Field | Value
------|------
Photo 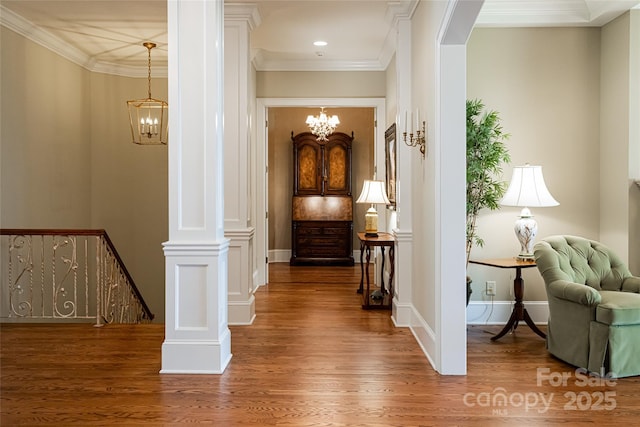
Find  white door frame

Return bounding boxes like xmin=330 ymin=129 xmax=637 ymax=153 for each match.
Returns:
xmin=255 ymin=97 xmax=386 ymax=287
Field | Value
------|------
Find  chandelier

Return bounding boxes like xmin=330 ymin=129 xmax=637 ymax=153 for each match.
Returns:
xmin=127 ymin=42 xmax=168 ymax=145
xmin=305 ymin=107 xmax=340 ymax=142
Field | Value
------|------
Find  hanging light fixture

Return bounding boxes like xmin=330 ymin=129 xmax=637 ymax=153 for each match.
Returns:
xmin=127 ymin=42 xmax=168 ymax=145
xmin=305 ymin=107 xmax=339 ymax=142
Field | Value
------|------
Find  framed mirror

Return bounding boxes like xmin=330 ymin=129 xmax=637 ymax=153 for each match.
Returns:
xmin=385 ymin=123 xmax=397 ymax=208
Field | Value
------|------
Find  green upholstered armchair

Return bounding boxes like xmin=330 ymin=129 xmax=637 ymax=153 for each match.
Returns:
xmin=534 ymin=235 xmax=640 ymax=378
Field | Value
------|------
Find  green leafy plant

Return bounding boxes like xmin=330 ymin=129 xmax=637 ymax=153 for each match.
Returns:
xmin=466 ymin=99 xmax=511 ymax=266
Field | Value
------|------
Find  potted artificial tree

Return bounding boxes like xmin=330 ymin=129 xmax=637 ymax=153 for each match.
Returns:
xmin=466 ymin=99 xmax=511 ymax=305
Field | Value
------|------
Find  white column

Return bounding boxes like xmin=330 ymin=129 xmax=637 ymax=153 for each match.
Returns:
xmin=162 ymin=0 xmax=231 ymax=374
xmin=224 ymin=5 xmax=260 ymax=325
xmin=392 ymin=17 xmax=414 ymax=326
xmin=435 ymin=0 xmax=485 ymax=375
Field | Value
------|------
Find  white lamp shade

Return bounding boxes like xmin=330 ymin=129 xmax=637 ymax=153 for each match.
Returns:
xmin=500 ymin=165 xmax=559 ymax=208
xmin=356 ymin=180 xmax=390 ymax=205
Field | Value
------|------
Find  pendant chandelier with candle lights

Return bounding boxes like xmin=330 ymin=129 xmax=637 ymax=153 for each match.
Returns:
xmin=127 ymin=42 xmax=168 ymax=145
xmin=306 ymin=107 xmax=340 ymax=142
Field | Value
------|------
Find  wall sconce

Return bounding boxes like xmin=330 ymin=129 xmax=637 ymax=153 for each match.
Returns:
xmin=402 ymin=110 xmax=426 ymax=158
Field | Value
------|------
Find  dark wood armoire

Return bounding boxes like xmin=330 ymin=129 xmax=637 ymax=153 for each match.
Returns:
xmin=290 ymin=131 xmax=355 ymax=266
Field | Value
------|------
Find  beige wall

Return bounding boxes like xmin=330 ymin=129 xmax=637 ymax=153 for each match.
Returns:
xmin=467 ymin=27 xmax=602 ymax=302
xmin=1 ymin=27 xmax=92 ymax=227
xmin=89 ymin=72 xmax=168 ymax=323
xmin=600 ymin=10 xmax=640 ymax=276
xmin=385 ymin=53 xmax=398 ymax=127
xmin=630 ymin=10 xmax=640 ymax=275
xmin=1 ymin=28 xmax=168 ymax=321
xmin=600 ymin=13 xmax=631 ymax=262
xmin=410 ymin=0 xmax=447 ymax=327
xmin=267 ymin=107 xmax=375 ymax=253
xmin=257 ymin=71 xmax=386 ymax=98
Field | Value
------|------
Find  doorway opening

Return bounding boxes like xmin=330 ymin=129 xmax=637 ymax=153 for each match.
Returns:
xmin=255 ymin=98 xmax=386 ymax=287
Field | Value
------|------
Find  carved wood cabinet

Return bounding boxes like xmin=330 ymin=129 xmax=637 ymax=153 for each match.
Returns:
xmin=290 ymin=131 xmax=354 ymax=266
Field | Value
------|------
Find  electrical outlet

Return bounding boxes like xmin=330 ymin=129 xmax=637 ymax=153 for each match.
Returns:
xmin=486 ymin=281 xmax=496 ymax=296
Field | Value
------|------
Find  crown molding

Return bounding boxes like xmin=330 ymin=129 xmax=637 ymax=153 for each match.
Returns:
xmin=4 ymin=0 xmax=400 ymax=74
xmin=475 ymin=0 xmax=639 ymax=27
xmin=252 ymin=0 xmax=413 ymax=72
xmin=385 ymin=0 xmax=419 ymax=25
xmin=1 ymin=5 xmax=93 ymax=70
xmin=225 ymin=3 xmax=262 ymax=30
xmin=1 ymin=3 xmax=260 ymax=78
xmin=476 ymin=0 xmax=588 ymax=27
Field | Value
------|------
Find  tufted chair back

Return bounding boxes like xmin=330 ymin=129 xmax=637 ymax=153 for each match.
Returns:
xmin=534 ymin=235 xmax=633 ymax=291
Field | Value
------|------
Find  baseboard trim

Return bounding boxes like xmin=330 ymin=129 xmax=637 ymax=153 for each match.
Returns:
xmin=268 ymin=249 xmax=365 ymax=264
xmin=228 ymin=296 xmax=256 ymax=326
xmin=392 ymin=299 xmax=412 ymax=327
xmin=409 ymin=305 xmax=437 ymax=371
xmin=466 ymin=300 xmax=549 ymax=325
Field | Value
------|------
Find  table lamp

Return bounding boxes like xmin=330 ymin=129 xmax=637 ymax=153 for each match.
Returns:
xmin=356 ymin=180 xmax=390 ymax=237
xmin=500 ymin=164 xmax=559 ymax=260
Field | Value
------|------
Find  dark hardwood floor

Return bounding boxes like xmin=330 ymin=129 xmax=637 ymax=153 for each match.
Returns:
xmin=2 ymin=263 xmax=639 ymax=426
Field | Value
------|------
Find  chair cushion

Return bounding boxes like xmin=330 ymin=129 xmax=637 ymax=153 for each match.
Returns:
xmin=596 ymin=291 xmax=640 ymax=326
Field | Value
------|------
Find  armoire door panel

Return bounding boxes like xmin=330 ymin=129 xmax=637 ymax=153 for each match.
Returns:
xmin=324 ymin=139 xmax=351 ymax=196
xmin=293 ymin=135 xmax=322 ymax=195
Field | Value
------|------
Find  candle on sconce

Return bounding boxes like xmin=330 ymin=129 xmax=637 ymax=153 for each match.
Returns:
xmin=416 ymin=109 xmax=420 ymax=130
xmin=404 ymin=111 xmax=407 ymax=133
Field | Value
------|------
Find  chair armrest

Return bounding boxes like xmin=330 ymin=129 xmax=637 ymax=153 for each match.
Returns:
xmin=547 ymin=280 xmax=601 ymax=306
xmin=622 ymin=276 xmax=640 ymax=293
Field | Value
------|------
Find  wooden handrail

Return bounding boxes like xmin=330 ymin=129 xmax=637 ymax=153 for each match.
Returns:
xmin=0 ymin=228 xmax=154 ymax=321
xmin=0 ymin=229 xmax=107 ymax=236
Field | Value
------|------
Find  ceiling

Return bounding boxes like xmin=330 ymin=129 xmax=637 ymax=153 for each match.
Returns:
xmin=1 ymin=0 xmax=639 ymax=77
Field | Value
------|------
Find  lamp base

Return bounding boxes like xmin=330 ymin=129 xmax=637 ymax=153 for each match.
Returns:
xmin=514 ymin=209 xmax=538 ymax=260
xmin=364 ymin=206 xmax=379 ymax=238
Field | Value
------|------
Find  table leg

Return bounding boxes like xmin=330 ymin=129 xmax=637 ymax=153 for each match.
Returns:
xmin=364 ymin=246 xmax=372 ymax=308
xmin=491 ymin=266 xmax=546 ymax=341
xmin=380 ymin=246 xmax=386 ymax=294
xmin=357 ymin=241 xmax=365 ymax=294
xmin=388 ymin=245 xmax=395 ymax=300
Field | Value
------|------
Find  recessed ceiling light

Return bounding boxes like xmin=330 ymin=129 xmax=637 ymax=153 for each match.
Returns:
xmin=313 ymin=41 xmax=328 ymax=47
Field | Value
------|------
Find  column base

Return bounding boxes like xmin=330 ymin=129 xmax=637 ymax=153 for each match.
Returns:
xmin=160 ymin=328 xmax=231 ymax=374
xmin=228 ymin=295 xmax=256 ymax=325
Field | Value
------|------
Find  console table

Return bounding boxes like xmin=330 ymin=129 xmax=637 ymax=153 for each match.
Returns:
xmin=357 ymin=232 xmax=395 ymax=309
xmin=469 ymin=258 xmax=546 ymax=341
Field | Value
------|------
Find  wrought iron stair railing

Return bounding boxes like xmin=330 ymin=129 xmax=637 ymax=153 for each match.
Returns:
xmin=0 ymin=229 xmax=154 ymax=325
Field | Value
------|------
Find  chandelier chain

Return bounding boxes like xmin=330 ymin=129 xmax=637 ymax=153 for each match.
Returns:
xmin=143 ymin=41 xmax=156 ymax=99
xmin=147 ymin=46 xmax=151 ymax=99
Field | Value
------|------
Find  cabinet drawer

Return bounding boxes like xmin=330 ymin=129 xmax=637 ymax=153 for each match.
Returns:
xmin=296 ymin=236 xmax=346 ymax=247
xmin=291 ymin=220 xmax=353 ymax=265
xmin=296 ymin=245 xmax=350 ymax=257
xmin=296 ymin=227 xmax=350 ymax=238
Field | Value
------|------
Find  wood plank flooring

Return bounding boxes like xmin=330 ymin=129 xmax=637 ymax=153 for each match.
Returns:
xmin=2 ymin=263 xmax=639 ymax=426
